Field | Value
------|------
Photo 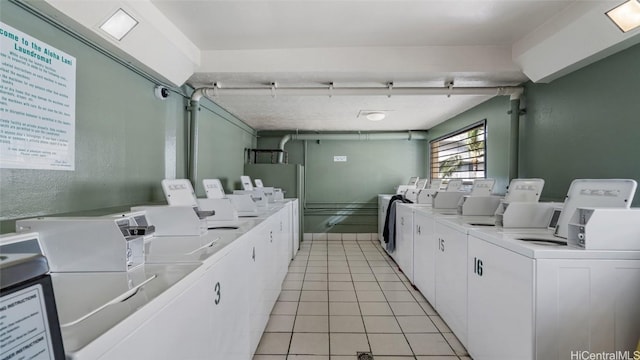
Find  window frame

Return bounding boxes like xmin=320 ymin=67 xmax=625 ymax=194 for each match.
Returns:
xmin=429 ymin=120 xmax=487 ymax=182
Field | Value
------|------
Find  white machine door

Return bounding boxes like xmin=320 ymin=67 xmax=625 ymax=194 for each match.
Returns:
xmin=202 ymin=179 xmax=226 ymax=199
xmin=413 ymin=213 xmax=437 ymax=304
xmin=161 ymin=179 xmax=198 ymax=207
xmin=241 ymin=176 xmax=254 ymax=191
xmin=434 ymin=221 xmax=468 ymax=346
xmin=467 ymin=236 xmax=534 ymax=360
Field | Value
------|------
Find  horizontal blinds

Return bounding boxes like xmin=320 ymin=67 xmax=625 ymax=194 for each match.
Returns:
xmin=430 ymin=123 xmax=486 ymax=180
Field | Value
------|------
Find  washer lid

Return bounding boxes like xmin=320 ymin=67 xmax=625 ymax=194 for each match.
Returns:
xmin=555 ymin=179 xmax=637 ymax=239
xmin=161 ymin=179 xmax=198 ymax=207
xmin=504 ymin=178 xmax=545 ymax=203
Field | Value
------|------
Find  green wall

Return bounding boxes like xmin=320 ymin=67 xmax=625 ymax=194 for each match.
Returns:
xmin=426 ymin=43 xmax=640 ymax=205
xmin=257 ymin=132 xmax=426 ymax=233
xmin=520 ymin=43 xmax=640 ymax=205
xmin=193 ymin=101 xmax=257 ymax=197
xmin=257 ymin=42 xmax=640 ymax=232
xmin=0 ymin=2 xmax=256 ymax=233
xmin=255 ymin=97 xmax=514 ymax=234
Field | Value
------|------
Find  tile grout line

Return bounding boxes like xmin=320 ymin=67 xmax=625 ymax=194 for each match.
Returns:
xmin=366 ymin=239 xmax=419 ymax=358
xmin=351 ymin=239 xmax=373 ymax=357
xmin=367 ymin=238 xmax=422 ymax=358
xmin=273 ymin=236 xmax=463 ymax=359
xmin=372 ymin=238 xmax=458 ymax=358
xmin=287 ymin=239 xmax=310 ymax=356
xmin=325 ymin=239 xmax=331 ymax=358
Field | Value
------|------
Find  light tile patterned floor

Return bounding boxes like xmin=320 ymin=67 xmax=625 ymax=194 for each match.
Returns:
xmin=253 ymin=235 xmax=472 ymax=360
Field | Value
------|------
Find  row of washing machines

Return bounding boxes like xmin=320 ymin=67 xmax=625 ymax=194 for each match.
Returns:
xmin=379 ymin=178 xmax=640 ymax=360
xmin=0 ymin=176 xmax=299 ymax=360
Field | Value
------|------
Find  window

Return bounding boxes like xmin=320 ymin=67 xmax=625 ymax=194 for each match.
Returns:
xmin=430 ymin=121 xmax=486 ymax=181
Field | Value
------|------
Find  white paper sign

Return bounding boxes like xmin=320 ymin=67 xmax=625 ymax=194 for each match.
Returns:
xmin=0 ymin=21 xmax=76 ymax=170
xmin=0 ymin=284 xmax=56 ymax=360
xmin=333 ymin=156 xmax=347 ymax=162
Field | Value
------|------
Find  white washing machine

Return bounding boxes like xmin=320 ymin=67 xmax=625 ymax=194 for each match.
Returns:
xmin=464 ymin=179 xmax=640 ymax=360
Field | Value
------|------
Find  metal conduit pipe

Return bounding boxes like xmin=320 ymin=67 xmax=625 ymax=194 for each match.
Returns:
xmin=199 ymin=86 xmax=524 ymax=97
xmin=509 ymin=97 xmax=521 ymax=181
xmin=277 ymin=131 xmax=428 ymax=163
xmin=188 ymin=88 xmax=207 ymax=185
xmin=192 ymin=85 xmax=524 ymax=168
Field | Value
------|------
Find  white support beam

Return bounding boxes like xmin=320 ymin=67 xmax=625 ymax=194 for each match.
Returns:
xmin=25 ymin=0 xmax=200 ymax=86
xmin=513 ymin=1 xmax=640 ymax=83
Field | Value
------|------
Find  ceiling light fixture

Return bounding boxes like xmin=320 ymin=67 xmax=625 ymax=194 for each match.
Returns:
xmin=366 ymin=112 xmax=386 ymax=121
xmin=606 ymin=0 xmax=640 ymax=33
xmin=100 ymin=8 xmax=138 ymax=41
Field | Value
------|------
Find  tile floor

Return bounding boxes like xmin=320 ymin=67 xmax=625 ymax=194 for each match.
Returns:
xmin=253 ymin=235 xmax=473 ymax=360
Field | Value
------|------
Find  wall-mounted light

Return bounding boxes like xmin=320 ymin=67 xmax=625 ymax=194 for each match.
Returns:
xmin=606 ymin=0 xmax=640 ymax=33
xmin=100 ymin=8 xmax=138 ymax=41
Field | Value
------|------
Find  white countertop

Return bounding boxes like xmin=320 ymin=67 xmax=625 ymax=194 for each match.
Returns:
xmin=435 ymin=215 xmax=498 ymax=234
xmin=395 ymin=202 xmax=640 ymax=260
xmin=53 ymin=201 xmax=290 ymax=359
xmin=402 ymin=203 xmax=461 ymax=218
xmin=53 ymin=262 xmax=200 ymax=357
xmin=470 ymin=226 xmax=640 ymax=260
xmin=144 ymin=230 xmax=242 ymax=264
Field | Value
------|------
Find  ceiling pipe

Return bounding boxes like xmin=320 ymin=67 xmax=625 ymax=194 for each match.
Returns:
xmin=277 ymin=131 xmax=428 ymax=163
xmin=198 ymin=85 xmax=524 ymax=98
xmin=508 ymin=98 xmax=522 ymax=182
xmin=193 ymin=84 xmax=524 ymax=168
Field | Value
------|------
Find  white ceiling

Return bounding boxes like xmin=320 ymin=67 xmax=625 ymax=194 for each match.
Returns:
xmin=151 ymin=1 xmax=571 ymax=50
xmin=29 ymin=0 xmax=640 ymax=132
xmin=152 ymin=0 xmax=569 ymax=131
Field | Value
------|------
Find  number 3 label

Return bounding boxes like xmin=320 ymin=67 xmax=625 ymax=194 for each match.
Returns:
xmin=214 ymin=282 xmax=221 ymax=304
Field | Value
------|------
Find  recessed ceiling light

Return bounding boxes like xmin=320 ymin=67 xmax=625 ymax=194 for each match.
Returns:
xmin=366 ymin=112 xmax=386 ymax=121
xmin=100 ymin=8 xmax=138 ymax=41
xmin=358 ymin=110 xmax=390 ymax=121
xmin=606 ymin=0 xmax=640 ymax=33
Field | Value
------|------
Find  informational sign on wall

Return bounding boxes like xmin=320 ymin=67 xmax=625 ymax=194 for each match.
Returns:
xmin=0 ymin=21 xmax=76 ymax=170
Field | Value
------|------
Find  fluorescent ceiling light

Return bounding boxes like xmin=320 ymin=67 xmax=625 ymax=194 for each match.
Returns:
xmin=606 ymin=0 xmax=640 ymax=33
xmin=366 ymin=112 xmax=386 ymax=121
xmin=100 ymin=9 xmax=138 ymax=41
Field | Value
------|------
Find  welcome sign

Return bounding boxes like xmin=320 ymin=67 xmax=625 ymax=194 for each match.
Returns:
xmin=0 ymin=21 xmax=76 ymax=170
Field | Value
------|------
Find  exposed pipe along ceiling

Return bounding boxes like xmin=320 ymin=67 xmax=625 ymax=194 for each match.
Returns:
xmin=276 ymin=131 xmax=429 ymax=164
xmin=194 ymin=83 xmax=524 ymax=98
xmin=187 ymin=84 xmax=524 ymax=180
xmin=20 ymin=0 xmax=639 ymax=135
